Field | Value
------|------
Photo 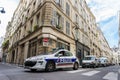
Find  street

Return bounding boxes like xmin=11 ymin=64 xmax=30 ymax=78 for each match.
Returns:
xmin=0 ymin=63 xmax=119 ymax=80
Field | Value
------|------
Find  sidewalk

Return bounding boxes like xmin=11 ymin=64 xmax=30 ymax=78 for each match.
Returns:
xmin=1 ymin=62 xmax=23 ymax=68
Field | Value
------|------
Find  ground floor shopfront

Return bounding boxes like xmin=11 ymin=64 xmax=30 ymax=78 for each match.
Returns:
xmin=76 ymin=41 xmax=90 ymax=65
xmin=5 ymin=26 xmax=91 ymax=65
xmin=6 ymin=40 xmax=90 ymax=65
xmin=6 ymin=27 xmax=76 ymax=65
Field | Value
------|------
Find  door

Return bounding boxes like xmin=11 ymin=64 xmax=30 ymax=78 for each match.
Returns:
xmin=78 ymin=49 xmax=82 ymax=65
xmin=55 ymin=50 xmax=74 ymax=68
xmin=11 ymin=50 xmax=15 ymax=63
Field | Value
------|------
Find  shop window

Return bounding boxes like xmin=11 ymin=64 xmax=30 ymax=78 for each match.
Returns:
xmin=56 ymin=41 xmax=70 ymax=50
xmin=28 ymin=38 xmax=37 ymax=58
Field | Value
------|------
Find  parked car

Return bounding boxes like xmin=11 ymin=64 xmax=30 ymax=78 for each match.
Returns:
xmin=24 ymin=49 xmax=79 ymax=72
xmin=98 ymin=57 xmax=108 ymax=67
xmin=82 ymin=55 xmax=99 ymax=68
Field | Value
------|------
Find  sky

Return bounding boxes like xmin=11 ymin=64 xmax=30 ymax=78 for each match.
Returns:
xmin=0 ymin=0 xmax=19 ymax=38
xmin=86 ymin=0 xmax=120 ymax=48
xmin=0 ymin=0 xmax=119 ymax=48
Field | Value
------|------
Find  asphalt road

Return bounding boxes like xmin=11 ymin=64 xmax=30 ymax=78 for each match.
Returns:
xmin=0 ymin=63 xmax=119 ymax=80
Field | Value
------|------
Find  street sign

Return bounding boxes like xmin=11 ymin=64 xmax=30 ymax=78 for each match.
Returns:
xmin=43 ymin=42 xmax=49 ymax=46
xmin=43 ymin=38 xmax=49 ymax=42
xmin=43 ymin=38 xmax=49 ymax=46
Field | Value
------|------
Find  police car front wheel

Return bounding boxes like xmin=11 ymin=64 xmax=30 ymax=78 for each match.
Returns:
xmin=45 ymin=61 xmax=55 ymax=72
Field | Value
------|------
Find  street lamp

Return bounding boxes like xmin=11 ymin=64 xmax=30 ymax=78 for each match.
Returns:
xmin=0 ymin=7 xmax=5 ymax=24
xmin=0 ymin=7 xmax=5 ymax=13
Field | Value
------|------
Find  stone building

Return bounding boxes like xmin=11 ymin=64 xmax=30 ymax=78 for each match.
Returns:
xmin=3 ymin=0 xmax=112 ymax=65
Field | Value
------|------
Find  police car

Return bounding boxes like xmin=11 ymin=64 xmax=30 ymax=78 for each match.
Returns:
xmin=24 ymin=49 xmax=79 ymax=72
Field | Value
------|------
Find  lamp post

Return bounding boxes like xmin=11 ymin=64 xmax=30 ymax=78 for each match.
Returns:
xmin=0 ymin=7 xmax=5 ymax=62
xmin=0 ymin=7 xmax=5 ymax=24
xmin=0 ymin=7 xmax=5 ymax=13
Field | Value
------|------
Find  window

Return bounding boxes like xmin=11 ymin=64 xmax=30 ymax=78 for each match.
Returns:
xmin=33 ymin=1 xmax=36 ymax=10
xmin=55 ymin=0 xmax=61 ymax=6
xmin=30 ymin=19 xmax=33 ymax=31
xmin=55 ymin=51 xmax=65 ymax=57
xmin=75 ymin=14 xmax=79 ymax=24
xmin=75 ymin=0 xmax=78 ymax=8
xmin=36 ymin=13 xmax=40 ymax=25
xmin=64 ymin=51 xmax=73 ymax=56
xmin=55 ymin=51 xmax=72 ymax=57
xmin=66 ymin=21 xmax=70 ymax=35
xmin=28 ymin=38 xmax=37 ymax=57
xmin=66 ymin=3 xmax=70 ymax=16
xmin=56 ymin=40 xmax=70 ymax=50
xmin=27 ymin=9 xmax=29 ymax=15
xmin=52 ymin=10 xmax=64 ymax=30
xmin=56 ymin=13 xmax=61 ymax=26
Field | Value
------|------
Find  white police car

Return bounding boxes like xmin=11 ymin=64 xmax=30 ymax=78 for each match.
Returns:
xmin=24 ymin=49 xmax=79 ymax=72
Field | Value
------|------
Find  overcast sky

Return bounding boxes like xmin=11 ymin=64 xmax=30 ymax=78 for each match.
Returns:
xmin=0 ymin=0 xmax=119 ymax=48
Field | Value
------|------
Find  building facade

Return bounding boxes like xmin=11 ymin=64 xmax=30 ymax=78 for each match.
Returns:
xmin=3 ymin=0 xmax=112 ymax=65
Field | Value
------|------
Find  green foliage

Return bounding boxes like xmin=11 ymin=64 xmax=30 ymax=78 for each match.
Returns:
xmin=2 ymin=40 xmax=9 ymax=48
xmin=33 ymin=24 xmax=39 ymax=31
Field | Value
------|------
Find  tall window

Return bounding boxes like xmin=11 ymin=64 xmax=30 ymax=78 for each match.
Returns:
xmin=52 ymin=10 xmax=64 ymax=30
xmin=66 ymin=21 xmax=70 ymax=35
xmin=56 ymin=13 xmax=61 ymax=26
xmin=36 ymin=13 xmax=40 ymax=25
xmin=28 ymin=38 xmax=37 ymax=57
xmin=55 ymin=0 xmax=61 ymax=6
xmin=30 ymin=19 xmax=33 ymax=31
xmin=75 ymin=0 xmax=78 ymax=8
xmin=75 ymin=14 xmax=79 ymax=24
xmin=66 ymin=3 xmax=70 ymax=16
xmin=33 ymin=1 xmax=36 ymax=9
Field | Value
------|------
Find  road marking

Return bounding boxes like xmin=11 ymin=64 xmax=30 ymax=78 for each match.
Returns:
xmin=82 ymin=70 xmax=100 ymax=76
xmin=103 ymin=72 xmax=118 ymax=80
xmin=119 ymin=69 xmax=120 ymax=73
xmin=0 ymin=73 xmax=4 ymax=77
xmin=67 ymin=69 xmax=87 ymax=73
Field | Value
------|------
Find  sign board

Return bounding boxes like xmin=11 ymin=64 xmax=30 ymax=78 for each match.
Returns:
xmin=43 ymin=42 xmax=49 ymax=46
xmin=43 ymin=38 xmax=49 ymax=42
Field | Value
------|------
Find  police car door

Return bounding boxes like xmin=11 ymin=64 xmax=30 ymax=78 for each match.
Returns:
xmin=55 ymin=50 xmax=74 ymax=68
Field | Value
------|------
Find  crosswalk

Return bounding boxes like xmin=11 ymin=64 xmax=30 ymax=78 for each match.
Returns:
xmin=67 ymin=69 xmax=87 ymax=73
xmin=103 ymin=72 xmax=118 ymax=80
xmin=66 ymin=68 xmax=119 ymax=80
xmin=82 ymin=71 xmax=100 ymax=76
